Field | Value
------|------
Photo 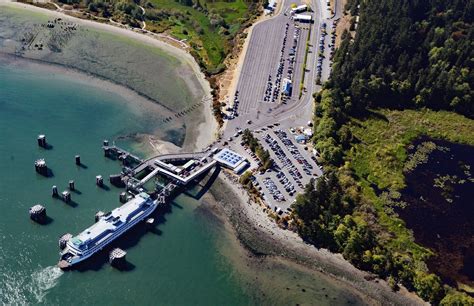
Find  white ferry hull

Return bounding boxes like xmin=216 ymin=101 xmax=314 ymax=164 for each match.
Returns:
xmin=58 ymin=200 xmax=157 ymax=269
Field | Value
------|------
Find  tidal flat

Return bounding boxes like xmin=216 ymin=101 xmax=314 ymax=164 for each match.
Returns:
xmin=0 ymin=3 xmax=215 ymax=151
xmin=0 ymin=3 xmax=373 ymax=305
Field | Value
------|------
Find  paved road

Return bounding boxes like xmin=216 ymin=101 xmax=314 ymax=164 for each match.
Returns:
xmin=224 ymin=0 xmax=332 ymax=135
xmin=221 ymin=0 xmax=342 ymax=212
xmin=333 ymin=0 xmax=344 ymax=19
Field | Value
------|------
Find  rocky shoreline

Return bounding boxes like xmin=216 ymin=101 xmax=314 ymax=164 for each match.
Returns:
xmin=1 ymin=1 xmax=426 ymax=304
xmin=207 ymin=171 xmax=426 ymax=305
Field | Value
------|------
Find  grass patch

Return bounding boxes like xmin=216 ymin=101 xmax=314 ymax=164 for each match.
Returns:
xmin=344 ymin=108 xmax=474 ymax=260
xmin=299 ymin=25 xmax=311 ymax=98
xmin=55 ymin=0 xmax=262 ymax=73
xmin=146 ymin=0 xmax=260 ymax=72
xmin=147 ymin=0 xmax=227 ymax=68
xmin=347 ymin=108 xmax=474 ymax=191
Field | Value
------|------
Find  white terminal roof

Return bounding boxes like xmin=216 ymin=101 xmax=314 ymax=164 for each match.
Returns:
xmin=234 ymin=161 xmax=249 ymax=174
xmin=213 ymin=148 xmax=246 ymax=169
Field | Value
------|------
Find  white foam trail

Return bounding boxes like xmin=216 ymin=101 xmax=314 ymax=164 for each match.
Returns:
xmin=0 ymin=266 xmax=63 ymax=304
xmin=30 ymin=266 xmax=64 ymax=303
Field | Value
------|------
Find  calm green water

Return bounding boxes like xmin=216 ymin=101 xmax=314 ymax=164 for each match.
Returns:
xmin=0 ymin=5 xmax=370 ymax=305
xmin=0 ymin=59 xmax=366 ymax=305
xmin=0 ymin=63 xmax=250 ymax=305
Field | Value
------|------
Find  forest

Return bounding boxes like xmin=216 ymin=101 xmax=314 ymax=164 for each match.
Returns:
xmin=331 ymin=0 xmax=473 ymax=118
xmin=292 ymin=0 xmax=474 ymax=304
xmin=314 ymin=0 xmax=473 ymax=165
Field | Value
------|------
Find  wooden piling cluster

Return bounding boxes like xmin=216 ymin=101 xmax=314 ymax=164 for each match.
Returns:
xmin=109 ymin=248 xmax=127 ymax=268
xmin=29 ymin=204 xmax=47 ymax=223
xmin=95 ymin=211 xmax=105 ymax=222
xmin=34 ymin=159 xmax=48 ymax=176
xmin=62 ymin=190 xmax=71 ymax=203
xmin=96 ymin=175 xmax=104 ymax=187
xmin=59 ymin=233 xmax=72 ymax=250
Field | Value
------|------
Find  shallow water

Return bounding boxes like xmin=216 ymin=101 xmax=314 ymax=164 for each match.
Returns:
xmin=0 ymin=62 xmax=247 ymax=305
xmin=0 ymin=5 xmax=208 ymax=147
xmin=0 ymin=61 xmax=366 ymax=305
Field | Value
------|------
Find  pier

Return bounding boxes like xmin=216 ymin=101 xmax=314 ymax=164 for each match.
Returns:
xmin=102 ymin=143 xmax=220 ymax=194
xmin=58 ymin=142 xmax=246 ymax=269
xmin=102 ymin=143 xmax=143 ymax=167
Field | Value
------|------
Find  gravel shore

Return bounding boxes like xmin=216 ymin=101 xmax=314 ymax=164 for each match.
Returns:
xmin=1 ymin=1 xmax=425 ymax=303
xmin=208 ymin=170 xmax=426 ymax=305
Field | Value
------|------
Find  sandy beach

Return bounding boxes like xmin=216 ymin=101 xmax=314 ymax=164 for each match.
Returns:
xmin=0 ymin=0 xmax=217 ymax=153
xmin=1 ymin=1 xmax=425 ymax=304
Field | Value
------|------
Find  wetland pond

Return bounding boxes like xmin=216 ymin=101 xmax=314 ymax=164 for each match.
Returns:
xmin=397 ymin=137 xmax=474 ymax=291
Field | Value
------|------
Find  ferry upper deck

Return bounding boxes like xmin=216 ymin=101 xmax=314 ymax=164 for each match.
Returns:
xmin=69 ymin=193 xmax=153 ymax=252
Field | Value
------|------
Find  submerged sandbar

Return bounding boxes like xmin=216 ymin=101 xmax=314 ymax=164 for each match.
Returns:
xmin=0 ymin=1 xmax=217 ymax=152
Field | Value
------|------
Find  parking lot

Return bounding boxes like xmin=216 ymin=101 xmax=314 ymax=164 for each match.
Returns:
xmin=225 ymin=6 xmax=310 ymax=120
xmin=226 ymin=122 xmax=322 ymax=215
xmin=221 ymin=0 xmax=332 ymax=214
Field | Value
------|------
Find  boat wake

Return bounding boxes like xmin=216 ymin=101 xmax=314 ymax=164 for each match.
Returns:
xmin=31 ymin=266 xmax=64 ymax=303
xmin=1 ymin=265 xmax=63 ymax=304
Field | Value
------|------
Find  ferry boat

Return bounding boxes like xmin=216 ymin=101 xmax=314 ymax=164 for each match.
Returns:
xmin=58 ymin=192 xmax=157 ymax=269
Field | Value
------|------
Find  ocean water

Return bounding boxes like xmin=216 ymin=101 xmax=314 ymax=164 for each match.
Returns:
xmin=0 ymin=5 xmax=206 ymax=148
xmin=0 ymin=58 xmax=366 ymax=305
xmin=0 ymin=62 xmax=250 ymax=305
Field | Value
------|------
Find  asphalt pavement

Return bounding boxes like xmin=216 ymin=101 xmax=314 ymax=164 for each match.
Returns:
xmin=221 ymin=0 xmax=343 ymax=213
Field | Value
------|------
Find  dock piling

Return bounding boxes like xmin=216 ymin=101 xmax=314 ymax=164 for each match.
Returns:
xmin=37 ymin=134 xmax=47 ymax=148
xmin=75 ymin=155 xmax=81 ymax=165
xmin=29 ymin=204 xmax=47 ymax=223
xmin=52 ymin=185 xmax=59 ymax=197
xmin=69 ymin=180 xmax=75 ymax=191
